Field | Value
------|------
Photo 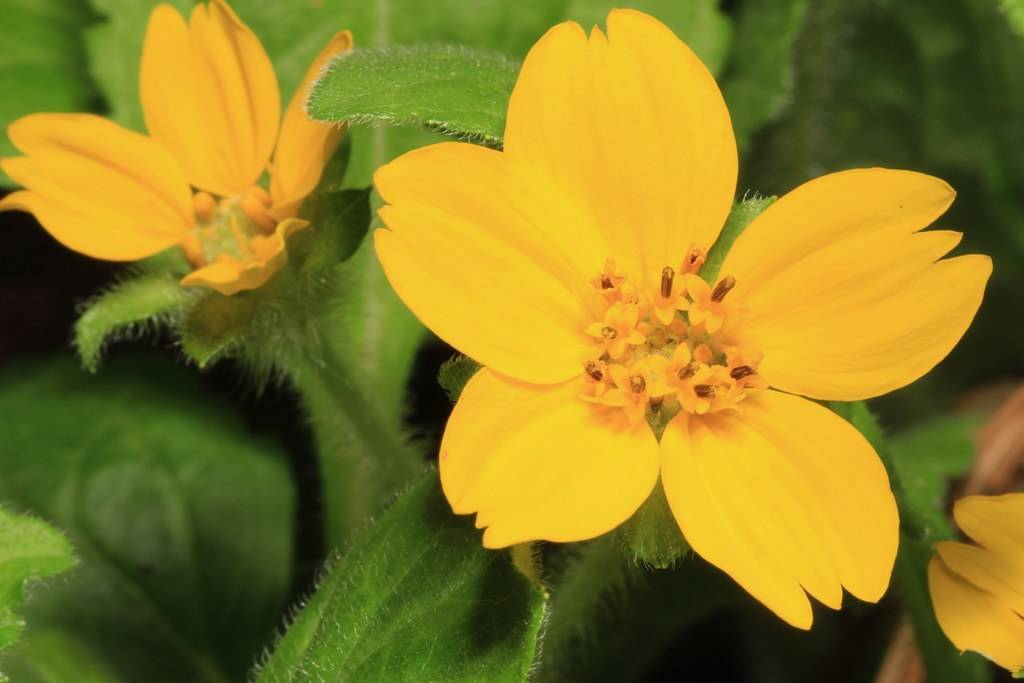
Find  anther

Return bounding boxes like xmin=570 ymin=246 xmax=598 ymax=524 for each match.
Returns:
xmin=711 ymin=276 xmax=736 ymax=302
xmin=600 ymin=275 xmax=614 ymax=289
xmin=629 ymin=375 xmax=646 ymax=394
xmin=660 ymin=266 xmax=675 ymax=298
xmin=730 ymin=365 xmax=755 ymax=380
xmin=678 ymin=362 xmax=698 ymax=380
xmin=694 ymin=384 xmax=716 ymax=398
xmin=584 ymin=361 xmax=604 ymax=381
xmin=601 ymin=326 xmax=618 ymax=339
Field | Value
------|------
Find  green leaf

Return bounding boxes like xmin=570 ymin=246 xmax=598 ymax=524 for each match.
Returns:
xmin=309 ymin=46 xmax=520 ymax=146
xmin=256 ymin=471 xmax=546 ymax=683
xmin=721 ymin=0 xmax=810 ymax=150
xmin=700 ymin=195 xmax=776 ymax=283
xmin=0 ymin=355 xmax=295 ymax=682
xmin=0 ymin=510 xmax=76 ymax=653
xmin=0 ymin=0 xmax=98 ymax=185
xmin=997 ymin=0 xmax=1024 ymax=37
xmin=833 ymin=404 xmax=991 ymax=683
xmin=0 ymin=629 xmax=119 ymax=683
xmin=438 ymin=354 xmax=482 ymax=403
xmin=75 ymin=268 xmax=196 ymax=372
xmin=295 ymin=187 xmax=372 ymax=271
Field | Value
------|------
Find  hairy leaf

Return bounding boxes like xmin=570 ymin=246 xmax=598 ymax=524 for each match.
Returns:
xmin=256 ymin=472 xmax=546 ymax=683
xmin=0 ymin=0 xmax=98 ymax=185
xmin=0 ymin=510 xmax=75 ymax=653
xmin=0 ymin=356 xmax=295 ymax=682
xmin=309 ymin=46 xmax=519 ymax=146
xmin=75 ymin=269 xmax=196 ymax=372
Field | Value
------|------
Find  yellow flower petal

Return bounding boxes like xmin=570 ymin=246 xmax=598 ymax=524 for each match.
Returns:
xmin=374 ymin=142 xmax=597 ymax=384
xmin=440 ymin=368 xmax=659 ymax=547
xmin=503 ymin=9 xmax=737 ymax=291
xmin=941 ymin=493 xmax=1024 ymax=619
xmin=0 ymin=113 xmax=192 ymax=260
xmin=660 ymin=390 xmax=898 ymax=629
xmin=180 ymin=218 xmax=309 ymax=295
xmin=929 ymin=555 xmax=1024 ymax=673
xmin=936 ymin=542 xmax=1024 ymax=618
xmin=954 ymin=493 xmax=1024 ymax=562
xmin=270 ymin=30 xmax=352 ymax=220
xmin=140 ymin=1 xmax=279 ymax=196
xmin=719 ymin=169 xmax=991 ymax=400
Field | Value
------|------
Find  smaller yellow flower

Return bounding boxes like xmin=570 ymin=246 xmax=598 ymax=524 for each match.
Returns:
xmin=0 ymin=0 xmax=352 ymax=296
xmin=928 ymin=493 xmax=1024 ymax=675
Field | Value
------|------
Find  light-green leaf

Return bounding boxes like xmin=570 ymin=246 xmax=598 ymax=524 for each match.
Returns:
xmin=0 ymin=0 xmax=98 ymax=185
xmin=0 ymin=510 xmax=75 ymax=653
xmin=0 ymin=356 xmax=295 ymax=683
xmin=309 ymin=46 xmax=520 ymax=146
xmin=997 ymin=0 xmax=1024 ymax=37
xmin=256 ymin=471 xmax=547 ymax=683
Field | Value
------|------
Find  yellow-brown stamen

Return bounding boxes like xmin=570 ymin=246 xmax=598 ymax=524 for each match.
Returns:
xmin=711 ymin=276 xmax=736 ymax=302
xmin=694 ymin=384 xmax=716 ymax=398
xmin=602 ymin=326 xmax=618 ymax=339
xmin=730 ymin=365 xmax=755 ymax=380
xmin=629 ymin=375 xmax=646 ymax=394
xmin=678 ymin=362 xmax=698 ymax=380
xmin=660 ymin=266 xmax=675 ymax=298
xmin=584 ymin=361 xmax=604 ymax=381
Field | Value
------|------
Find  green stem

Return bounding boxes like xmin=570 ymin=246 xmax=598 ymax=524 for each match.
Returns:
xmin=293 ymin=337 xmax=423 ymax=549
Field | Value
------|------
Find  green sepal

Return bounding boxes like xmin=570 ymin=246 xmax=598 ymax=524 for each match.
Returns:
xmin=700 ymin=195 xmax=776 ymax=283
xmin=255 ymin=470 xmax=547 ymax=683
xmin=438 ymin=354 xmax=482 ymax=403
xmin=308 ymin=45 xmax=520 ymax=147
xmin=615 ymin=484 xmax=690 ymax=569
xmin=74 ymin=264 xmax=197 ymax=373
xmin=180 ymin=292 xmax=257 ymax=369
xmin=0 ymin=509 xmax=76 ymax=653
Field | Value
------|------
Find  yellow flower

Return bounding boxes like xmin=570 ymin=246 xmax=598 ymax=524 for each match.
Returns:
xmin=0 ymin=1 xmax=352 ymax=296
xmin=372 ymin=10 xmax=992 ymax=628
xmin=929 ymin=494 xmax=1024 ymax=674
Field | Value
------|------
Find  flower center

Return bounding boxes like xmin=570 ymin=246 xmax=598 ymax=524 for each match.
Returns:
xmin=580 ymin=247 xmax=767 ymax=427
xmin=183 ymin=187 xmax=276 ymax=267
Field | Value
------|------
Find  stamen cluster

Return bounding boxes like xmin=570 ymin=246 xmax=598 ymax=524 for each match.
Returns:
xmin=182 ymin=187 xmax=277 ymax=267
xmin=581 ymin=248 xmax=767 ymax=425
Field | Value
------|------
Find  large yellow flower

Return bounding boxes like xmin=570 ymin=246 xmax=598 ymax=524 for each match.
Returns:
xmin=929 ymin=494 xmax=1024 ymax=674
xmin=373 ymin=9 xmax=992 ymax=629
xmin=0 ymin=0 xmax=351 ymax=296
